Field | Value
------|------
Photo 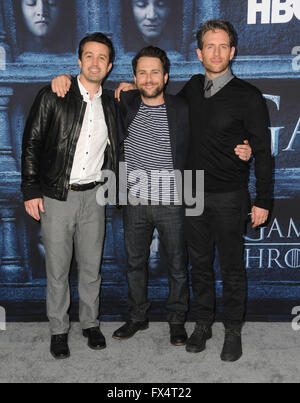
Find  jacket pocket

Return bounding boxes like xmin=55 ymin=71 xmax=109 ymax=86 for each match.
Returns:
xmin=41 ymin=150 xmax=65 ymax=186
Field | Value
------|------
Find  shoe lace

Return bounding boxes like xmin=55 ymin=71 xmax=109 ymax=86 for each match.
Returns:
xmin=53 ymin=334 xmax=67 ymax=344
xmin=90 ymin=327 xmax=100 ymax=334
xmin=194 ymin=325 xmax=209 ymax=335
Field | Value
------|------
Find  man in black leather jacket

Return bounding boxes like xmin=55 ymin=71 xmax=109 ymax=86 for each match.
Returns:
xmin=21 ymin=33 xmax=118 ymax=360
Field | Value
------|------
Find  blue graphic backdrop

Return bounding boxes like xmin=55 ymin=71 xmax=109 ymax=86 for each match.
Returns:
xmin=0 ymin=0 xmax=299 ymax=322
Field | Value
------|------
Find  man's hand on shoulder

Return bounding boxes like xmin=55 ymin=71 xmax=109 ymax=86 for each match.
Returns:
xmin=51 ymin=74 xmax=72 ymax=98
xmin=251 ymin=206 xmax=269 ymax=228
xmin=24 ymin=198 xmax=45 ymax=221
xmin=115 ymin=82 xmax=137 ymax=101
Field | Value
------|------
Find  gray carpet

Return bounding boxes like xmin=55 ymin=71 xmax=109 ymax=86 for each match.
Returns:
xmin=0 ymin=322 xmax=299 ymax=383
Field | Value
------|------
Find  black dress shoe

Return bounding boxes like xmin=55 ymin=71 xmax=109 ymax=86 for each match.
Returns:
xmin=169 ymin=324 xmax=188 ymax=346
xmin=112 ymin=320 xmax=149 ymax=340
xmin=221 ymin=329 xmax=243 ymax=362
xmin=186 ymin=324 xmax=212 ymax=353
xmin=83 ymin=327 xmax=106 ymax=351
xmin=50 ymin=334 xmax=70 ymax=360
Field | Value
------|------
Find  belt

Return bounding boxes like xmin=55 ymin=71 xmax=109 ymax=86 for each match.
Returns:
xmin=68 ymin=181 xmax=100 ymax=192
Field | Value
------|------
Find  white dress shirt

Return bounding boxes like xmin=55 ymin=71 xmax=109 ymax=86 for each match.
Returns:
xmin=70 ymin=76 xmax=108 ymax=185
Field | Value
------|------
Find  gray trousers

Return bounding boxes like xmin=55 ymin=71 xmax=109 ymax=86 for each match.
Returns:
xmin=40 ymin=187 xmax=105 ymax=335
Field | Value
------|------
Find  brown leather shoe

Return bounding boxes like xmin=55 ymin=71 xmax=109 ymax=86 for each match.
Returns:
xmin=112 ymin=321 xmax=149 ymax=340
xmin=170 ymin=324 xmax=188 ymax=346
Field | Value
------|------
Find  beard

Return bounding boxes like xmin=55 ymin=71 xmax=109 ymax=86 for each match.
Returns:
xmin=137 ymin=82 xmax=165 ymax=99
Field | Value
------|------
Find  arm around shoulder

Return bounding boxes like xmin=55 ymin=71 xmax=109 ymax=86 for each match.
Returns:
xmin=245 ymin=90 xmax=273 ymax=210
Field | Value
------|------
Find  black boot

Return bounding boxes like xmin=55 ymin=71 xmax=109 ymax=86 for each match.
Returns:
xmin=50 ymin=334 xmax=70 ymax=360
xmin=186 ymin=324 xmax=212 ymax=353
xmin=221 ymin=328 xmax=243 ymax=362
xmin=112 ymin=320 xmax=149 ymax=340
xmin=83 ymin=327 xmax=106 ymax=351
xmin=169 ymin=324 xmax=188 ymax=346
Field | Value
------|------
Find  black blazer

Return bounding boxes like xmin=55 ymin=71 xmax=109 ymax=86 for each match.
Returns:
xmin=118 ymin=90 xmax=190 ymax=173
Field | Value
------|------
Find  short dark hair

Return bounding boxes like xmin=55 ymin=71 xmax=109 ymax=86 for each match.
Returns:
xmin=132 ymin=46 xmax=171 ymax=76
xmin=78 ymin=32 xmax=115 ymax=63
xmin=197 ymin=20 xmax=237 ymax=50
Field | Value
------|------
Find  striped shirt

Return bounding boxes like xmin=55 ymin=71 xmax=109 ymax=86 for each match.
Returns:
xmin=124 ymin=103 xmax=178 ymax=203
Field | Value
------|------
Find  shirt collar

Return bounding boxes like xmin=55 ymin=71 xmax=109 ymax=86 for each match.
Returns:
xmin=77 ymin=75 xmax=102 ymax=100
xmin=204 ymin=69 xmax=234 ymax=91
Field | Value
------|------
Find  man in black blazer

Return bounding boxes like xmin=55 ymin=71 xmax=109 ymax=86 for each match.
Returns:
xmin=113 ymin=46 xmax=190 ymax=346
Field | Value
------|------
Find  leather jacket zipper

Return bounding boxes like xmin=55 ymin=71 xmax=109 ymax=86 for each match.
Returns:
xmin=62 ymin=100 xmax=86 ymax=199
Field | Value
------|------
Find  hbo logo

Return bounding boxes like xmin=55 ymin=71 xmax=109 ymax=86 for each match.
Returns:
xmin=248 ymin=0 xmax=300 ymax=24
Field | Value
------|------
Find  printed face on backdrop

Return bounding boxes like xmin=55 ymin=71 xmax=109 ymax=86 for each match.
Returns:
xmin=197 ymin=29 xmax=236 ymax=78
xmin=21 ymin=0 xmax=61 ymax=37
xmin=78 ymin=42 xmax=112 ymax=85
xmin=134 ymin=56 xmax=168 ymax=100
xmin=132 ymin=0 xmax=171 ymax=42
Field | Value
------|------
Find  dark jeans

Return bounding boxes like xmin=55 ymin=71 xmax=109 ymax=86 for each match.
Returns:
xmin=123 ymin=203 xmax=188 ymax=324
xmin=185 ymin=189 xmax=250 ymax=328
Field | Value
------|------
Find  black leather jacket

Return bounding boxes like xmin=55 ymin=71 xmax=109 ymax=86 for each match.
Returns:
xmin=21 ymin=77 xmax=118 ymax=202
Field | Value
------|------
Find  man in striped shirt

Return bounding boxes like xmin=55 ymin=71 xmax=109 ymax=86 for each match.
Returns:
xmin=113 ymin=47 xmax=191 ymax=346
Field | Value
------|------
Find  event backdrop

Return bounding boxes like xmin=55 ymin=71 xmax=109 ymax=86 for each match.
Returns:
xmin=0 ymin=0 xmax=299 ymax=322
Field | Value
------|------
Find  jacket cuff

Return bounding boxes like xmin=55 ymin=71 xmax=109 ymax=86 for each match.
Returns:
xmin=21 ymin=185 xmax=43 ymax=202
xmin=253 ymin=198 xmax=271 ymax=211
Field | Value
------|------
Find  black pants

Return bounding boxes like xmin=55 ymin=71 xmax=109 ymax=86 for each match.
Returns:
xmin=123 ymin=204 xmax=188 ymax=324
xmin=185 ymin=189 xmax=250 ymax=328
